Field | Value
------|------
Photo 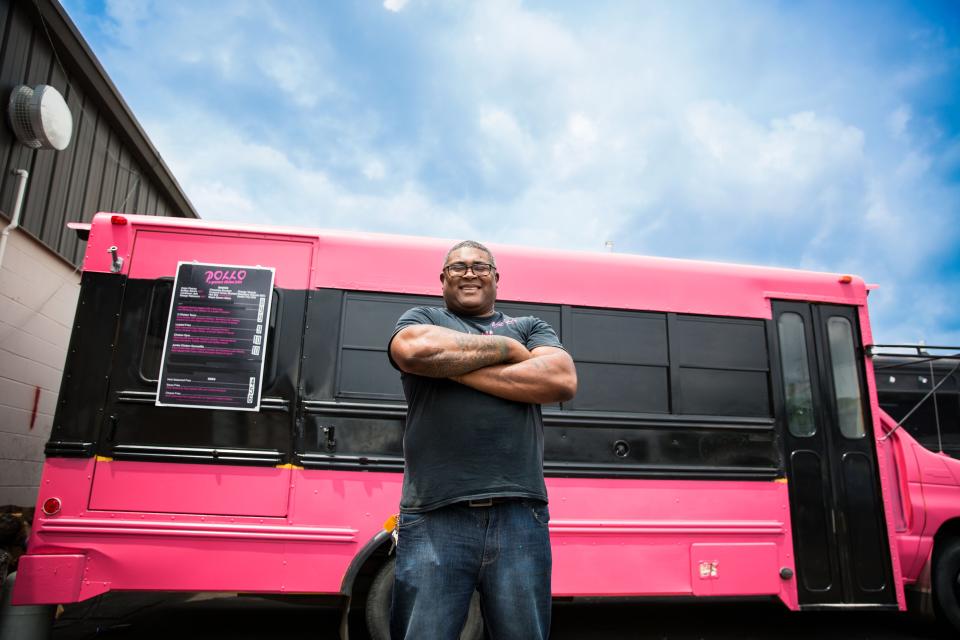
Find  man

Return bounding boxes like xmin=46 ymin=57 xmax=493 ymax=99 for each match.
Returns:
xmin=388 ymin=240 xmax=577 ymax=640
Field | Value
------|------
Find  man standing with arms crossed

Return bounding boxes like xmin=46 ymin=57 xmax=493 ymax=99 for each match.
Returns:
xmin=388 ymin=240 xmax=577 ymax=639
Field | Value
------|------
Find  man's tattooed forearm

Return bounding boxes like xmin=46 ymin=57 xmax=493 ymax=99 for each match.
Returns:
xmin=420 ymin=334 xmax=510 ymax=377
xmin=454 ymin=333 xmax=510 ymax=359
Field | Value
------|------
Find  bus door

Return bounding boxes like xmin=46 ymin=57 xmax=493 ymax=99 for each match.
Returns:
xmin=771 ymin=302 xmax=895 ymax=607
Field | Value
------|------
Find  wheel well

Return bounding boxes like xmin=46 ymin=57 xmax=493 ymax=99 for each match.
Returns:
xmin=935 ymin=519 xmax=960 ymax=547
xmin=933 ymin=518 xmax=960 ymax=566
xmin=341 ymin=531 xmax=394 ymax=609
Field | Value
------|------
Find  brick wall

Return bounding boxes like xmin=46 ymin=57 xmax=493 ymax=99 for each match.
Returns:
xmin=0 ymin=226 xmax=79 ymax=506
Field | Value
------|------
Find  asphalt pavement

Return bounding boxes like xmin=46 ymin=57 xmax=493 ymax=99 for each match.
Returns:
xmin=45 ymin=592 xmax=952 ymax=640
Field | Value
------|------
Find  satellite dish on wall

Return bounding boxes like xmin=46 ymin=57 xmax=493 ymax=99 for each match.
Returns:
xmin=7 ymin=84 xmax=74 ymax=151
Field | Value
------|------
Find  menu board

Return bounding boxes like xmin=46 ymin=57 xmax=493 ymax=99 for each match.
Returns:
xmin=156 ymin=262 xmax=275 ymax=411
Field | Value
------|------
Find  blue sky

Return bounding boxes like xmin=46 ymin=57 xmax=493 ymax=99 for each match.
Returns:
xmin=62 ymin=0 xmax=960 ymax=345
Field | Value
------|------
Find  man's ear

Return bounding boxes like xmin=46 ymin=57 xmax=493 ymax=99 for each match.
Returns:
xmin=440 ymin=272 xmax=446 ymax=284
xmin=494 ymin=271 xmax=500 ymax=283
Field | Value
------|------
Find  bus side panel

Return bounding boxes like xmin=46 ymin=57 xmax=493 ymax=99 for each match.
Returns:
xmin=901 ymin=432 xmax=960 ymax=586
xmin=12 ymin=458 xmax=97 ymax=604
xmin=876 ymin=411 xmax=927 ymax=583
xmin=15 ymin=468 xmax=404 ymax=603
xmin=127 ymin=229 xmax=314 ymax=290
xmin=546 ymin=477 xmax=798 ymax=608
xmin=14 ymin=469 xmax=798 ymax=606
xmin=89 ymin=460 xmax=292 ymax=517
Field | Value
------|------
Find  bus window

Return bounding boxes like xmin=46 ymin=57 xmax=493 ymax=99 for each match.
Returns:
xmin=777 ymin=312 xmax=816 ymax=437
xmin=566 ymin=309 xmax=669 ymax=413
xmin=139 ymin=279 xmax=173 ymax=381
xmin=673 ymin=315 xmax=771 ymax=417
xmin=827 ymin=316 xmax=865 ymax=439
xmin=337 ymin=293 xmax=423 ymax=400
xmin=139 ymin=281 xmax=281 ymax=389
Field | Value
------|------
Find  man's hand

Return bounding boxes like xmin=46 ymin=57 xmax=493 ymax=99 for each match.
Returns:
xmin=390 ymin=325 xmax=531 ymax=378
xmin=453 ymin=346 xmax=577 ymax=404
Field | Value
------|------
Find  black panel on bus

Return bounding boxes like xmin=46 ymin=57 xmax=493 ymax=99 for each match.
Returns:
xmin=46 ymin=272 xmax=124 ymax=457
xmin=91 ymin=278 xmax=303 ymax=465
xmin=298 ymin=290 xmax=780 ymax=480
xmin=50 ymin=276 xmax=780 ymax=478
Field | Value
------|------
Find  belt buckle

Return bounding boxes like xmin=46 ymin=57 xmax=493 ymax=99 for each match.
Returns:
xmin=467 ymin=498 xmax=494 ymax=507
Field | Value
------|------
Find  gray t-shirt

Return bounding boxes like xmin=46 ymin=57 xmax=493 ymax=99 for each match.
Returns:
xmin=389 ymin=306 xmax=563 ymax=513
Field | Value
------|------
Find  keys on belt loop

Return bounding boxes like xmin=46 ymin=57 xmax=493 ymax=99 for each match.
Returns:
xmin=383 ymin=513 xmax=399 ymax=554
xmin=467 ymin=498 xmax=494 ymax=507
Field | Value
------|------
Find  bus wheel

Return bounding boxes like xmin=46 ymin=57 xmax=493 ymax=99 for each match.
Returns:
xmin=933 ymin=538 xmax=960 ymax=632
xmin=364 ymin=556 xmax=483 ymax=640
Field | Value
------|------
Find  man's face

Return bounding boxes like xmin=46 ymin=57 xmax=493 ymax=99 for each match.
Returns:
xmin=441 ymin=247 xmax=499 ymax=317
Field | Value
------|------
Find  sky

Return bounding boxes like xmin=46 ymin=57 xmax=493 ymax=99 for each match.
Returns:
xmin=61 ymin=0 xmax=960 ymax=346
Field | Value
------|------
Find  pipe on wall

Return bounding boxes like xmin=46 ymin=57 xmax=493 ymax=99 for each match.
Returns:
xmin=0 ymin=169 xmax=30 ymax=269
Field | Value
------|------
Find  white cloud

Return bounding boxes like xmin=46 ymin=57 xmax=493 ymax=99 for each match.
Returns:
xmin=894 ymin=151 xmax=931 ymax=182
xmin=551 ymin=113 xmax=600 ymax=178
xmin=64 ymin=0 xmax=960 ymax=345
xmin=383 ymin=0 xmax=409 ymax=13
xmin=190 ymin=181 xmax=255 ymax=218
xmin=103 ymin=0 xmax=151 ymax=30
xmin=887 ymin=105 xmax=912 ymax=140
xmin=363 ymin=159 xmax=386 ymax=181
xmin=257 ymin=46 xmax=330 ymax=108
xmin=680 ymin=102 xmax=865 ymax=216
xmin=146 ymin=108 xmax=472 ymax=240
xmin=476 ymin=105 xmax=535 ymax=179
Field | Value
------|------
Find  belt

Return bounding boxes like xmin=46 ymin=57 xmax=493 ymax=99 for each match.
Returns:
xmin=465 ymin=497 xmax=514 ymax=507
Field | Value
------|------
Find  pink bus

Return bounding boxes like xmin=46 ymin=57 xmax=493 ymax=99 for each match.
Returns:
xmin=11 ymin=213 xmax=960 ymax=637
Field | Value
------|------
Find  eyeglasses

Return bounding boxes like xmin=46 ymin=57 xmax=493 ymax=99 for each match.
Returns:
xmin=443 ymin=262 xmax=495 ymax=277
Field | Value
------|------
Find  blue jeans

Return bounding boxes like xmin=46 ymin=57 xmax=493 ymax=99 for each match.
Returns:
xmin=390 ymin=499 xmax=552 ymax=640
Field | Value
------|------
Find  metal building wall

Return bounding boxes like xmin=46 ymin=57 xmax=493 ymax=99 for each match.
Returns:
xmin=0 ymin=0 xmax=194 ymax=266
xmin=0 ymin=0 xmax=198 ymax=507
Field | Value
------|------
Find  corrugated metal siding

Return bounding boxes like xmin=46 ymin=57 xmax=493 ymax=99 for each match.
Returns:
xmin=0 ymin=0 xmax=184 ymax=267
xmin=0 ymin=0 xmax=196 ymax=508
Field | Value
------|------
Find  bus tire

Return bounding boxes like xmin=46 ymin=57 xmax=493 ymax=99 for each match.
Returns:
xmin=364 ymin=557 xmax=483 ymax=640
xmin=933 ymin=538 xmax=960 ymax=633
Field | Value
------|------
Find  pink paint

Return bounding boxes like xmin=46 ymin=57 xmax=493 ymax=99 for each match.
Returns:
xmin=879 ymin=410 xmax=960 ymax=592
xmin=857 ymin=306 xmax=908 ymax=610
xmin=83 ymin=214 xmax=316 ymax=289
xmin=13 ymin=555 xmax=87 ymax=604
xmin=690 ymin=543 xmax=781 ymax=596
xmin=16 ymin=461 xmax=799 ymax=609
xmin=545 ymin=477 xmax=797 ymax=607
xmin=15 ymin=464 xmax=400 ymax=602
xmin=89 ymin=459 xmax=292 ymax=517
xmin=81 ymin=213 xmax=866 ymax=318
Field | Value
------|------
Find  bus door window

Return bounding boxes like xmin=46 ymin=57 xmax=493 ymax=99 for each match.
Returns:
xmin=777 ymin=312 xmax=816 ymax=438
xmin=826 ymin=317 xmax=866 ymax=439
xmin=138 ymin=278 xmax=173 ymax=382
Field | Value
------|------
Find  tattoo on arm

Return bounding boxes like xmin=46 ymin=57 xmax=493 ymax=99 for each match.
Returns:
xmin=419 ymin=333 xmax=513 ymax=378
